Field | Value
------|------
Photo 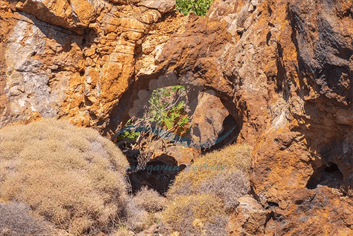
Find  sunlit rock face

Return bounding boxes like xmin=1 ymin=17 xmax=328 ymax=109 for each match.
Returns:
xmin=0 ymin=0 xmax=182 ymax=128
xmin=1 ymin=0 xmax=353 ymax=234
xmin=150 ymin=0 xmax=353 ymax=234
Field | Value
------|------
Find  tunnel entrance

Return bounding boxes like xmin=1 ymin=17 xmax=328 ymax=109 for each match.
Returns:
xmin=306 ymin=162 xmax=344 ymax=189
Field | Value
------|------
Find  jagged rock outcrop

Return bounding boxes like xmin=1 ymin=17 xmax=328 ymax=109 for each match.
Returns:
xmin=1 ymin=0 xmax=353 ymax=234
xmin=142 ymin=0 xmax=353 ymax=234
xmin=0 ymin=0 xmax=182 ymax=129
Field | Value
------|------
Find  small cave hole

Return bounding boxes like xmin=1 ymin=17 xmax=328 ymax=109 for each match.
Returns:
xmin=268 ymin=5 xmax=273 ymax=15
xmin=84 ymin=96 xmax=93 ymax=106
xmin=306 ymin=162 xmax=344 ymax=189
xmin=267 ymin=202 xmax=279 ymax=207
xmin=324 ymin=163 xmax=340 ymax=173
xmin=126 ymin=154 xmax=182 ymax=196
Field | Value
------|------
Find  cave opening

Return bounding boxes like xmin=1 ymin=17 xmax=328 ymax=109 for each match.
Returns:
xmin=306 ymin=162 xmax=344 ymax=189
xmin=108 ymin=73 xmax=243 ymax=195
xmin=126 ymin=154 xmax=184 ymax=196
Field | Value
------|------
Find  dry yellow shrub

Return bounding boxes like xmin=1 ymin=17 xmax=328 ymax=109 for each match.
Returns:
xmin=162 ymin=194 xmax=227 ymax=235
xmin=0 ymin=119 xmax=129 ymax=235
xmin=168 ymin=144 xmax=252 ymax=194
xmin=163 ymin=144 xmax=253 ymax=235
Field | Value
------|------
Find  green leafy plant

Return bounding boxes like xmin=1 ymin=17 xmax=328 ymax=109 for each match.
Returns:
xmin=115 ymin=85 xmax=191 ymax=163
xmin=148 ymin=85 xmax=190 ymax=135
xmin=176 ymin=0 xmax=213 ymax=16
xmin=119 ymin=119 xmax=140 ymax=140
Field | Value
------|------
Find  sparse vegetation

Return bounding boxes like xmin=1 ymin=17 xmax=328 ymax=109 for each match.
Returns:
xmin=163 ymin=144 xmax=253 ymax=235
xmin=118 ymin=85 xmax=190 ymax=141
xmin=0 ymin=119 xmax=129 ymax=235
xmin=176 ymin=0 xmax=213 ymax=16
xmin=147 ymin=85 xmax=190 ymax=134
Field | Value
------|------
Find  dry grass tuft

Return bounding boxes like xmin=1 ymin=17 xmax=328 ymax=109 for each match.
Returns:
xmin=162 ymin=194 xmax=227 ymax=236
xmin=123 ymin=187 xmax=167 ymax=233
xmin=0 ymin=119 xmax=129 ymax=235
xmin=133 ymin=186 xmax=167 ymax=213
xmin=0 ymin=202 xmax=51 ymax=236
xmin=168 ymin=144 xmax=252 ymax=194
xmin=113 ymin=227 xmax=133 ymax=236
xmin=163 ymin=144 xmax=253 ymax=235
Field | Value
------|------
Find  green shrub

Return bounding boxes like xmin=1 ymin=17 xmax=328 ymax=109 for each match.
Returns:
xmin=176 ymin=0 xmax=213 ymax=16
xmin=0 ymin=119 xmax=129 ymax=235
xmin=148 ymin=85 xmax=189 ymax=132
xmin=117 ymin=85 xmax=191 ymax=150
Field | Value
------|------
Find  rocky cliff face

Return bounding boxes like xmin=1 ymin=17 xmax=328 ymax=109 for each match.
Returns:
xmin=1 ymin=0 xmax=353 ymax=234
xmin=0 ymin=0 xmax=181 ymax=129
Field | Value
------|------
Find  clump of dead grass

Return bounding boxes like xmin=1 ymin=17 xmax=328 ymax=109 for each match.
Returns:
xmin=168 ymin=144 xmax=252 ymax=194
xmin=162 ymin=194 xmax=227 ymax=235
xmin=133 ymin=186 xmax=167 ymax=213
xmin=0 ymin=119 xmax=129 ymax=235
xmin=0 ymin=202 xmax=51 ymax=236
xmin=163 ymin=144 xmax=253 ymax=235
xmin=123 ymin=187 xmax=167 ymax=233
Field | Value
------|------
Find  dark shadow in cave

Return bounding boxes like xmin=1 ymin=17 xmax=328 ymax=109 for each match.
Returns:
xmin=306 ymin=162 xmax=344 ymax=189
xmin=127 ymin=154 xmax=184 ymax=196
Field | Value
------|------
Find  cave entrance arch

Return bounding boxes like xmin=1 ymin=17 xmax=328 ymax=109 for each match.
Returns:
xmin=108 ymin=71 xmax=242 ymax=150
xmin=107 ymin=71 xmax=243 ymax=194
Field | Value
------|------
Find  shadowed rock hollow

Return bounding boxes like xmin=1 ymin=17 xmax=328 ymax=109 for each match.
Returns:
xmin=1 ymin=0 xmax=353 ymax=235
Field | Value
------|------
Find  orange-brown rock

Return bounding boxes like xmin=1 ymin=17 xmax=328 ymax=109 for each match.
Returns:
xmin=144 ymin=0 xmax=353 ymax=234
xmin=0 ymin=0 xmax=184 ymax=130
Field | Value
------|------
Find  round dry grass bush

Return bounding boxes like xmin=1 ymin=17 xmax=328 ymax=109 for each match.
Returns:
xmin=162 ymin=194 xmax=228 ymax=236
xmin=123 ymin=187 xmax=167 ymax=233
xmin=0 ymin=119 xmax=129 ymax=235
xmin=133 ymin=186 xmax=167 ymax=213
xmin=167 ymin=144 xmax=252 ymax=198
xmin=163 ymin=144 xmax=253 ymax=235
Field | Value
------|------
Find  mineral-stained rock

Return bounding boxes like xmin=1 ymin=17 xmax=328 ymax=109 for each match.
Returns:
xmin=189 ymin=90 xmax=230 ymax=148
xmin=228 ymin=195 xmax=269 ymax=236
xmin=151 ymin=0 xmax=353 ymax=234
xmin=138 ymin=0 xmax=176 ymax=14
xmin=0 ymin=0 xmax=185 ymax=129
xmin=15 ymin=0 xmax=98 ymax=34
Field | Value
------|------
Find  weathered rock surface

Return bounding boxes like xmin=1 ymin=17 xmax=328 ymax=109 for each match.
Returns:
xmin=148 ymin=0 xmax=353 ymax=234
xmin=0 ymin=0 xmax=185 ymax=129
xmin=1 ymin=0 xmax=353 ymax=234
